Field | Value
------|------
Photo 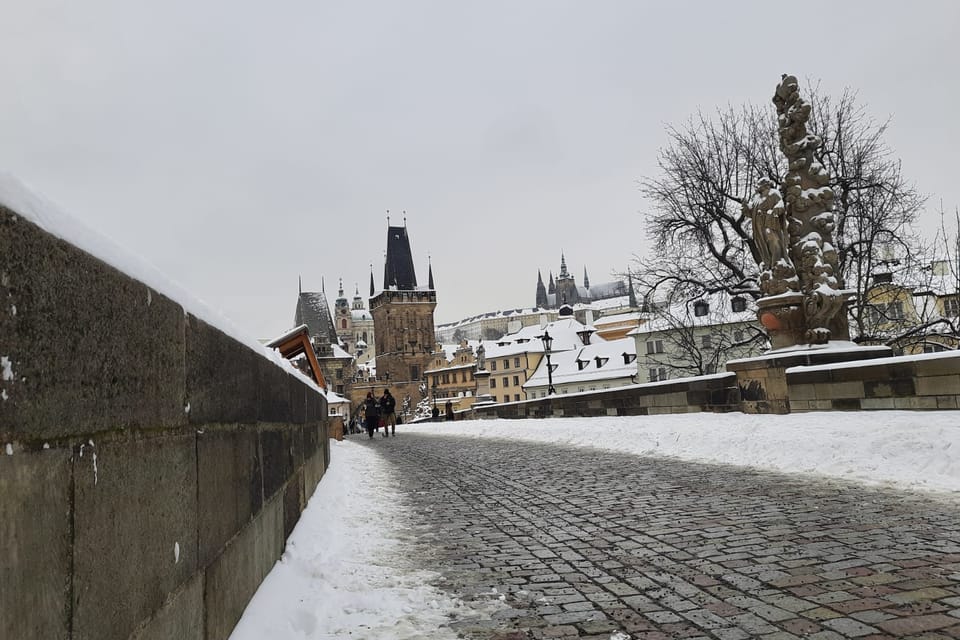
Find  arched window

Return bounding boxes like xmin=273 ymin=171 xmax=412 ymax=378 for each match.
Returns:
xmin=341 ymin=319 xmax=347 ymax=329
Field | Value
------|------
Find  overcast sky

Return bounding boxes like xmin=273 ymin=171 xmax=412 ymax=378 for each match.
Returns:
xmin=2 ymin=1 xmax=958 ymax=339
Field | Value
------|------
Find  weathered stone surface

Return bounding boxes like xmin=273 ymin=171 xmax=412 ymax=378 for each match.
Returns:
xmin=204 ymin=494 xmax=283 ymax=640
xmin=73 ymin=433 xmax=197 ymax=640
xmin=260 ymin=425 xmax=294 ymax=501
xmin=283 ymin=468 xmax=304 ymax=540
xmin=0 ymin=447 xmax=72 ymax=640
xmin=185 ymin=315 xmax=259 ymax=424
xmin=128 ymin=573 xmax=203 ymax=640
xmin=197 ymin=425 xmax=261 ymax=568
xmin=0 ymin=209 xmax=187 ymax=441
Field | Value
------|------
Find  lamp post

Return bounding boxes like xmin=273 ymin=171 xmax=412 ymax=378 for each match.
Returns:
xmin=540 ymin=330 xmax=556 ymax=395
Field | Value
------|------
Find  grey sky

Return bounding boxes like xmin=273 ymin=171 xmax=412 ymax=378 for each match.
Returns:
xmin=2 ymin=1 xmax=958 ymax=339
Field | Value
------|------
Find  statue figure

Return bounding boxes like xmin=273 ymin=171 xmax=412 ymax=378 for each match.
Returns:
xmin=745 ymin=177 xmax=798 ymax=296
xmin=749 ymin=75 xmax=850 ymax=347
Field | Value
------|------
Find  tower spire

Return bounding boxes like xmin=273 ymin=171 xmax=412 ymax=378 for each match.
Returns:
xmin=298 ymin=274 xmax=302 ymax=294
xmin=583 ymin=266 xmax=590 ymax=289
xmin=428 ymin=255 xmax=435 ymax=290
xmin=369 ymin=265 xmax=375 ymax=297
xmin=386 ymin=209 xmax=390 ymax=226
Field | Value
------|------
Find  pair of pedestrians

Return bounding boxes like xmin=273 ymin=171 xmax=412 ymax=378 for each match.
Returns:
xmin=363 ymin=389 xmax=397 ymax=439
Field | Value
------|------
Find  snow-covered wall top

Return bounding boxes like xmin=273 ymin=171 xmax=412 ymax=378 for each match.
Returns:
xmin=0 ymin=172 xmax=319 ymax=392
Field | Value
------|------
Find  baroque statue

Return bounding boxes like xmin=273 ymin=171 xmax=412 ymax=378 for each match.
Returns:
xmin=744 ymin=74 xmax=850 ymax=348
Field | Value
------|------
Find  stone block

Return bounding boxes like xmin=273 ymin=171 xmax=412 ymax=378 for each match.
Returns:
xmin=283 ymin=468 xmax=304 ymax=540
xmin=812 ymin=400 xmax=833 ymax=410
xmin=894 ymin=397 xmax=920 ymax=410
xmin=914 ymin=355 xmax=960 ymax=377
xmin=789 ymin=384 xmax=817 ymax=401
xmin=862 ymin=397 xmax=896 ymax=410
xmin=831 ymin=398 xmax=863 ymax=411
xmin=0 ymin=211 xmax=186 ymax=441
xmin=257 ymin=358 xmax=293 ymax=423
xmin=302 ymin=422 xmax=318 ymax=460
xmin=184 ymin=316 xmax=259 ymax=424
xmin=303 ymin=450 xmax=326 ymax=498
xmin=937 ymin=395 xmax=960 ymax=409
xmin=915 ymin=374 xmax=960 ymax=397
xmin=815 ymin=380 xmax=863 ymax=400
xmin=204 ymin=494 xmax=283 ymax=640
xmin=789 ymin=400 xmax=813 ymax=412
xmin=128 ymin=573 xmax=203 ymax=640
xmin=260 ymin=426 xmax=294 ymax=501
xmin=197 ymin=426 xmax=262 ymax=568
xmin=0 ymin=447 xmax=72 ymax=640
xmin=288 ymin=378 xmax=307 ymax=425
xmin=73 ymin=433 xmax=198 ymax=640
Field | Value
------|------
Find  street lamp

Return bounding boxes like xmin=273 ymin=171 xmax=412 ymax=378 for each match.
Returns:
xmin=539 ymin=330 xmax=556 ymax=395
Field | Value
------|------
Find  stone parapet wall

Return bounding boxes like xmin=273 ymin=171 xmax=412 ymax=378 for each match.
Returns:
xmin=472 ymin=374 xmax=740 ymax=419
xmin=1 ymin=207 xmax=328 ymax=640
xmin=787 ymin=351 xmax=960 ymax=412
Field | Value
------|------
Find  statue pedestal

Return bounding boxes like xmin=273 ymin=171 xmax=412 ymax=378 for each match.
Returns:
xmin=727 ymin=343 xmax=893 ymax=414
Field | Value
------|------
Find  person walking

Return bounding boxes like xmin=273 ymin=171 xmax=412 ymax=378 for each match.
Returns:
xmin=380 ymin=389 xmax=397 ymax=436
xmin=445 ymin=399 xmax=454 ymax=421
xmin=363 ymin=392 xmax=380 ymax=439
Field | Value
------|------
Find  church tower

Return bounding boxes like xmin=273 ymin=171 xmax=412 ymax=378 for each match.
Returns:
xmin=555 ymin=252 xmax=579 ymax=306
xmin=334 ymin=278 xmax=352 ymax=352
xmin=535 ymin=270 xmax=548 ymax=308
xmin=369 ymin=223 xmax=437 ymax=386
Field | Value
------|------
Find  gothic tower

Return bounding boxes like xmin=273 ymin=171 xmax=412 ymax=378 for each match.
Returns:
xmin=369 ymin=223 xmax=437 ymax=385
xmin=535 ymin=270 xmax=548 ymax=308
xmin=555 ymin=252 xmax=579 ymax=306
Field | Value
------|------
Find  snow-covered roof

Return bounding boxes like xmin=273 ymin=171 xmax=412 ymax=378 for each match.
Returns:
xmin=436 ymin=307 xmax=551 ymax=329
xmin=351 ymin=309 xmax=372 ymax=321
xmin=479 ymin=317 xmax=602 ymax=358
xmin=594 ymin=311 xmax=642 ymax=327
xmin=524 ymin=336 xmax=636 ymax=388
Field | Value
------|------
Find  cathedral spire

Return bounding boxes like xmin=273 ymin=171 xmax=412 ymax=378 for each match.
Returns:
xmin=369 ymin=265 xmax=375 ymax=297
xmin=548 ymin=271 xmax=556 ymax=295
xmin=428 ymin=255 xmax=435 ymax=290
xmin=628 ymin=273 xmax=638 ymax=308
xmin=583 ymin=266 xmax=590 ymax=289
xmin=559 ymin=252 xmax=569 ymax=278
xmin=536 ymin=270 xmax=548 ymax=308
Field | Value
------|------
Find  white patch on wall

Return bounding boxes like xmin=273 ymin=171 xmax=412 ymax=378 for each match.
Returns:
xmin=5 ymin=443 xmax=12 ymax=455
xmin=174 ymin=542 xmax=181 ymax=564
xmin=184 ymin=402 xmax=191 ymax=414
xmin=1 ymin=355 xmax=13 ymax=381
xmin=147 ymin=289 xmax=152 ymax=306
xmin=10 ymin=305 xmax=15 ymax=316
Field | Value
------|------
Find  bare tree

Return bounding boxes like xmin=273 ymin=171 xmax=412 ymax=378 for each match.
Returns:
xmin=635 ymin=80 xmax=926 ymax=342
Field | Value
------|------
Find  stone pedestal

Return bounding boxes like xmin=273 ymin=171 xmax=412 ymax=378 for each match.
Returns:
xmin=727 ymin=344 xmax=893 ymax=414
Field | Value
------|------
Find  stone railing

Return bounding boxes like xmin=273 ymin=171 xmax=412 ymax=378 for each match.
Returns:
xmin=786 ymin=350 xmax=960 ymax=412
xmin=1 ymin=200 xmax=328 ymax=640
xmin=471 ymin=374 xmax=740 ymax=419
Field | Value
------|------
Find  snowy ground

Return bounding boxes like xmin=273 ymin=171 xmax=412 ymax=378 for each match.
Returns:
xmin=230 ymin=411 xmax=960 ymax=640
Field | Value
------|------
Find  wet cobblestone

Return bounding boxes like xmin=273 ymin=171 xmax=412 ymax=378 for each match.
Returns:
xmin=369 ymin=433 xmax=960 ymax=639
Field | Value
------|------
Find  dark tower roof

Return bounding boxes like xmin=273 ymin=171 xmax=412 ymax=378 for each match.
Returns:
xmin=428 ymin=256 xmax=435 ymax=290
xmin=536 ymin=270 xmax=548 ymax=308
xmin=369 ymin=266 xmax=375 ymax=297
xmin=294 ymin=290 xmax=337 ymax=344
xmin=548 ymin=271 xmax=556 ymax=295
xmin=583 ymin=267 xmax=590 ymax=289
xmin=628 ymin=274 xmax=638 ymax=308
xmin=383 ymin=225 xmax=417 ymax=290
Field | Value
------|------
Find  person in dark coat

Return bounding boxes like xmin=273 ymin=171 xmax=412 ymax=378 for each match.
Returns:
xmin=444 ymin=399 xmax=454 ymax=421
xmin=380 ymin=389 xmax=397 ymax=436
xmin=363 ymin=392 xmax=380 ymax=439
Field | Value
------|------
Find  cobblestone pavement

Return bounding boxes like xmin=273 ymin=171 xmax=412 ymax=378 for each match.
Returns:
xmin=366 ymin=433 xmax=960 ymax=640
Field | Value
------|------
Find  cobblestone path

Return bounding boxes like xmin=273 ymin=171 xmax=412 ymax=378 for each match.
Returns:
xmin=369 ymin=433 xmax=960 ymax=640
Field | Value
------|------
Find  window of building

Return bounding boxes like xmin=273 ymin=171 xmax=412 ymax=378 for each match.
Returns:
xmin=731 ymin=296 xmax=747 ymax=312
xmin=648 ymin=367 xmax=667 ymax=382
xmin=461 ymin=371 xmax=467 ymax=383
xmin=693 ymin=300 xmax=709 ymax=317
xmin=514 ymin=357 xmax=521 ymax=368
xmin=513 ymin=375 xmax=520 ymax=386
xmin=595 ymin=356 xmax=608 ymax=368
xmin=578 ymin=387 xmax=585 ymax=393
xmin=503 ymin=359 xmax=510 ymax=370
xmin=923 ymin=343 xmax=949 ymax=353
xmin=623 ymin=352 xmax=637 ymax=364
xmin=341 ymin=319 xmax=347 ymax=329
xmin=503 ymin=377 xmax=509 ymax=388
xmin=490 ymin=378 xmax=497 ymax=388
xmin=646 ymin=340 xmax=664 ymax=354
xmin=514 ymin=394 xmax=520 ymax=401
xmin=577 ymin=359 xmax=589 ymax=370
xmin=944 ymin=296 xmax=960 ymax=317
xmin=887 ymin=301 xmax=905 ymax=320
xmin=734 ymin=330 xmax=744 ymax=342
xmin=490 ymin=361 xmax=497 ymax=371
xmin=705 ymin=364 xmax=717 ymax=374
xmin=701 ymin=335 xmax=712 ymax=348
